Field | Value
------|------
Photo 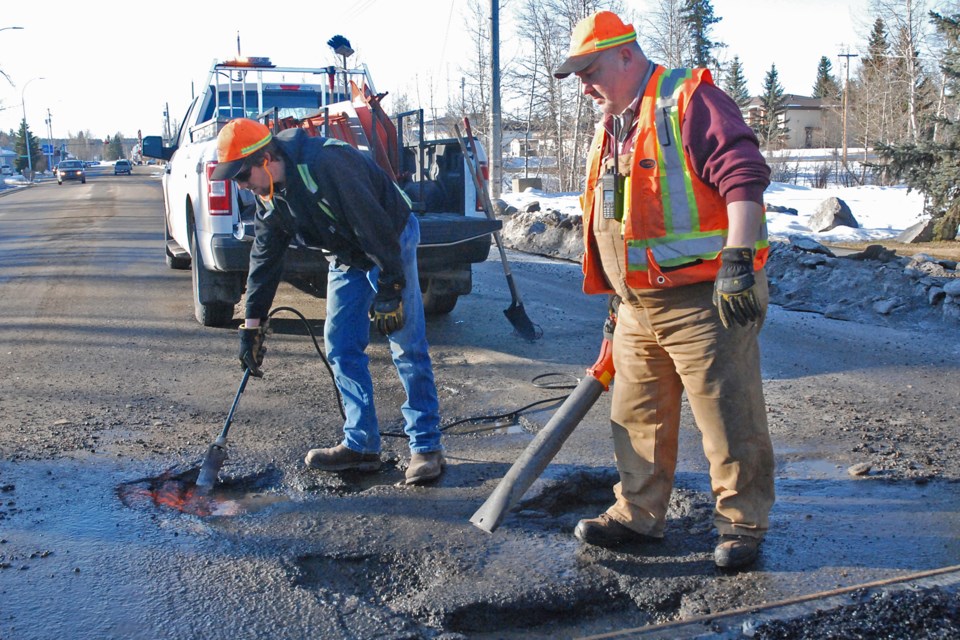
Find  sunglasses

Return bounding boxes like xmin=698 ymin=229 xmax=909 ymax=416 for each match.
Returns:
xmin=234 ymin=163 xmax=254 ymax=182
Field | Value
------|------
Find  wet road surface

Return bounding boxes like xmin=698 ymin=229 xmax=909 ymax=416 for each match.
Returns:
xmin=1 ymin=176 xmax=959 ymax=638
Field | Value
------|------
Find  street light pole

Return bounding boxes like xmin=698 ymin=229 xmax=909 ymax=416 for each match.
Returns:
xmin=0 ymin=26 xmax=23 ymax=88
xmin=20 ymin=76 xmax=45 ymax=182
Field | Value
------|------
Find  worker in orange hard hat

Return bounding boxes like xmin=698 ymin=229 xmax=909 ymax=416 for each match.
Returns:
xmin=555 ymin=10 xmax=774 ymax=570
xmin=213 ymin=117 xmax=445 ymax=486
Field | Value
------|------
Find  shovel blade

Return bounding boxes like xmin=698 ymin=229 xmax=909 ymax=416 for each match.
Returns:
xmin=195 ymin=443 xmax=227 ymax=493
xmin=503 ymin=302 xmax=542 ymax=342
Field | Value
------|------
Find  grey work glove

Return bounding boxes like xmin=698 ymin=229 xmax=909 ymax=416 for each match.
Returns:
xmin=713 ymin=246 xmax=762 ymax=329
xmin=238 ymin=321 xmax=268 ymax=377
xmin=370 ymin=273 xmax=405 ymax=336
xmin=603 ymin=294 xmax=621 ymax=341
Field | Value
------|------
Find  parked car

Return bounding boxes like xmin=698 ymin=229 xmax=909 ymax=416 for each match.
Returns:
xmin=56 ymin=160 xmax=87 ymax=185
xmin=0 ymin=164 xmax=12 ymax=176
xmin=114 ymin=159 xmax=132 ymax=175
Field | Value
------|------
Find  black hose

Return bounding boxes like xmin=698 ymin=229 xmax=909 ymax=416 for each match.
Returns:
xmin=266 ymin=305 xmax=346 ymax=420
xmin=268 ymin=305 xmax=584 ymax=440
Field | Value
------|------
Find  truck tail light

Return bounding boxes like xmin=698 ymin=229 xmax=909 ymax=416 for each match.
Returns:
xmin=206 ymin=163 xmax=233 ymax=216
xmin=476 ymin=161 xmax=489 ymax=212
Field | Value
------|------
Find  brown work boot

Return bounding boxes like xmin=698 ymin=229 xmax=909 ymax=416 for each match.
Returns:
xmin=404 ymin=451 xmax=445 ymax=485
xmin=714 ymin=534 xmax=761 ymax=569
xmin=304 ymin=444 xmax=381 ymax=472
xmin=573 ymin=513 xmax=661 ymax=548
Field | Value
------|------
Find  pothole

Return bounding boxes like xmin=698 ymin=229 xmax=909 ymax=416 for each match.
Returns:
xmin=116 ymin=467 xmax=286 ymax=517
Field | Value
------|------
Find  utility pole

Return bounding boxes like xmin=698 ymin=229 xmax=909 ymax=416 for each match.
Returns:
xmin=45 ymin=108 xmax=53 ymax=170
xmin=490 ymin=0 xmax=502 ymax=198
xmin=838 ymin=47 xmax=858 ymax=167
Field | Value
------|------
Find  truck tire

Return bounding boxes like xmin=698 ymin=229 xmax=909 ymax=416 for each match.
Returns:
xmin=165 ymin=221 xmax=190 ymax=270
xmin=422 ymin=291 xmax=459 ymax=315
xmin=190 ymin=226 xmax=236 ymax=327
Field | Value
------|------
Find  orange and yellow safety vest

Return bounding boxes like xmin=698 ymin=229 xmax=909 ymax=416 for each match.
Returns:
xmin=581 ymin=66 xmax=768 ymax=294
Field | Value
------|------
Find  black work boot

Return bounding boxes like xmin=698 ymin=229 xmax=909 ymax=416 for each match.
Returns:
xmin=714 ymin=535 xmax=761 ymax=569
xmin=573 ymin=513 xmax=661 ymax=548
xmin=304 ymin=444 xmax=381 ymax=472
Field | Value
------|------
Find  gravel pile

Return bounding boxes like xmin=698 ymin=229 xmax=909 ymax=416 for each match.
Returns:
xmin=752 ymin=586 xmax=960 ymax=639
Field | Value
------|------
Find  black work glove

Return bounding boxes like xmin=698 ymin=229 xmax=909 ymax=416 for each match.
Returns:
xmin=238 ymin=321 xmax=268 ymax=377
xmin=370 ymin=273 xmax=405 ymax=336
xmin=713 ymin=246 xmax=762 ymax=329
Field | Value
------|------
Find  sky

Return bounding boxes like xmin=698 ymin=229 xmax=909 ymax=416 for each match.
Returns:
xmin=0 ymin=0 xmax=876 ymax=141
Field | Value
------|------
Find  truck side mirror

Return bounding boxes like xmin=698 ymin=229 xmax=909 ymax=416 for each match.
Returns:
xmin=142 ymin=136 xmax=177 ymax=162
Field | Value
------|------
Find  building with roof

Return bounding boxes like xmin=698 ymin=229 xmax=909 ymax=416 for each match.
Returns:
xmin=743 ymin=94 xmax=842 ymax=149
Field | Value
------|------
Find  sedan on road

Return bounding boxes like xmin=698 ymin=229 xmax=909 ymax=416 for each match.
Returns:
xmin=57 ymin=160 xmax=87 ymax=185
xmin=114 ymin=159 xmax=133 ymax=175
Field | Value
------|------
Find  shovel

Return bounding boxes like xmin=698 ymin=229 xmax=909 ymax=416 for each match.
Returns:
xmin=195 ymin=367 xmax=251 ymax=494
xmin=454 ymin=119 xmax=541 ymax=341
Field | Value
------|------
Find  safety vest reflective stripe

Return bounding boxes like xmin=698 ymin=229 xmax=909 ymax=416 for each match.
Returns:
xmin=655 ymin=68 xmax=697 ymax=237
xmin=395 ymin=184 xmax=413 ymax=209
xmin=627 ymin=233 xmax=726 ymax=270
xmin=296 ymin=164 xmax=337 ymax=221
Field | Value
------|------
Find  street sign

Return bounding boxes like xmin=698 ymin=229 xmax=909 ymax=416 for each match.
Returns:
xmin=42 ymin=144 xmax=54 ymax=153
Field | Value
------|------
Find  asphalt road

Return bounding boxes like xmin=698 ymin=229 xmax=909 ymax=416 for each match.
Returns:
xmin=0 ymin=169 xmax=958 ymax=639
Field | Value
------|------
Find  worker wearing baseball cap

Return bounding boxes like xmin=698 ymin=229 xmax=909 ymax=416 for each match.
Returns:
xmin=556 ymin=11 xmax=775 ymax=570
xmin=214 ymin=117 xmax=445 ymax=485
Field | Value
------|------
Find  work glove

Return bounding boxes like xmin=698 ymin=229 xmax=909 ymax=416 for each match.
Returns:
xmin=603 ymin=294 xmax=621 ymax=341
xmin=370 ymin=273 xmax=405 ymax=336
xmin=238 ymin=321 xmax=269 ymax=377
xmin=713 ymin=246 xmax=762 ymax=329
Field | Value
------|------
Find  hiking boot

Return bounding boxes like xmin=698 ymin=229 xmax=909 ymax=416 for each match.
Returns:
xmin=714 ymin=534 xmax=761 ymax=569
xmin=304 ymin=444 xmax=381 ymax=472
xmin=404 ymin=451 xmax=445 ymax=485
xmin=573 ymin=513 xmax=661 ymax=548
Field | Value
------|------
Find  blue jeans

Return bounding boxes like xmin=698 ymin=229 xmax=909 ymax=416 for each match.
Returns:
xmin=323 ymin=215 xmax=442 ymax=454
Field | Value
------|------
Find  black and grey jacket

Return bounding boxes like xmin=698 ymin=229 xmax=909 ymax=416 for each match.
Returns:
xmin=244 ymin=128 xmax=411 ymax=319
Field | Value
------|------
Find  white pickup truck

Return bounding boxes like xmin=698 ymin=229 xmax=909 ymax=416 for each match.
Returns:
xmin=143 ymin=56 xmax=500 ymax=326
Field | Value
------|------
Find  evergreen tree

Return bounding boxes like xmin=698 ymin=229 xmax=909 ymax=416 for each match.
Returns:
xmin=812 ymin=56 xmax=841 ymax=100
xmin=722 ymin=55 xmax=752 ymax=108
xmin=877 ymin=11 xmax=960 ymax=240
xmin=108 ymin=134 xmax=125 ymax=160
xmin=863 ymin=17 xmax=891 ymax=70
xmin=756 ymin=64 xmax=789 ymax=151
xmin=680 ymin=0 xmax=723 ymax=68
xmin=14 ymin=119 xmax=43 ymax=175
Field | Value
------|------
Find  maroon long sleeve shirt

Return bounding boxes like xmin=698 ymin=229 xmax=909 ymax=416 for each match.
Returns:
xmin=605 ymin=70 xmax=770 ymax=205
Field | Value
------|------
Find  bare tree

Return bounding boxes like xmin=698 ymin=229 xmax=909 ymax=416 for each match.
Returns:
xmin=870 ymin=0 xmax=932 ymax=141
xmin=459 ymin=0 xmax=492 ymax=143
xmin=639 ymin=0 xmax=689 ymax=67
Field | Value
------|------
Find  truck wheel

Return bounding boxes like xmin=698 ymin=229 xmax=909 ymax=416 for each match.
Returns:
xmin=422 ymin=291 xmax=458 ymax=315
xmin=165 ymin=221 xmax=190 ymax=270
xmin=190 ymin=226 xmax=236 ymax=327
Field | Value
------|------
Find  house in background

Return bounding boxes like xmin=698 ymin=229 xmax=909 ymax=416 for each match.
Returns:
xmin=743 ymin=94 xmax=841 ymax=149
xmin=0 ymin=147 xmax=16 ymax=167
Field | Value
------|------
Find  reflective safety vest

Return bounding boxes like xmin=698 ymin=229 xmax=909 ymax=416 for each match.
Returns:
xmin=581 ymin=66 xmax=769 ymax=294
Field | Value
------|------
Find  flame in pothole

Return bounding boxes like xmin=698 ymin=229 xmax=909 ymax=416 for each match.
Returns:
xmin=117 ymin=469 xmax=284 ymax=517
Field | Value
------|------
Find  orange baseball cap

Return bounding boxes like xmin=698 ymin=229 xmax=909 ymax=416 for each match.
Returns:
xmin=210 ymin=118 xmax=273 ymax=180
xmin=554 ymin=11 xmax=637 ymax=79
